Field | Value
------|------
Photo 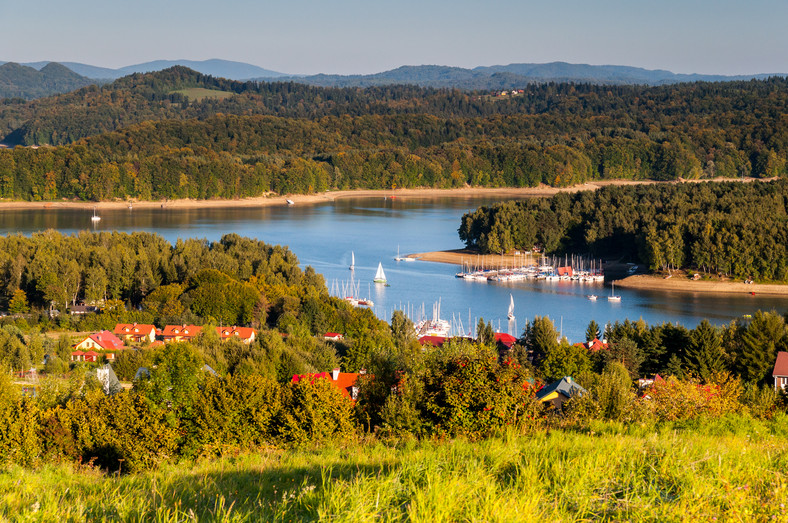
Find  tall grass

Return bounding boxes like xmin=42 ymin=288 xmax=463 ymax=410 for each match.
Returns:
xmin=2 ymin=420 xmax=787 ymax=521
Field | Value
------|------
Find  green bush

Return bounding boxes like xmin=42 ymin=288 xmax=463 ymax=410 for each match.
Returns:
xmin=183 ymin=374 xmax=282 ymax=457
xmin=275 ymin=377 xmax=356 ymax=447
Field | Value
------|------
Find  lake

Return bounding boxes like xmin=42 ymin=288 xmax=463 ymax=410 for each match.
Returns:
xmin=2 ymin=196 xmax=785 ymax=342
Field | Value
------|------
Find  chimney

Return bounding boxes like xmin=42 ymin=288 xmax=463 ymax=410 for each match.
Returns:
xmin=331 ymin=368 xmax=340 ymax=380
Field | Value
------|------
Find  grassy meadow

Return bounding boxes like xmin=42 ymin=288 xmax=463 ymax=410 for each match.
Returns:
xmin=171 ymin=88 xmax=236 ymax=102
xmin=2 ymin=416 xmax=788 ymax=522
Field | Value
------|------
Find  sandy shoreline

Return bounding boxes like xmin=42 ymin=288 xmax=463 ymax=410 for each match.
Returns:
xmin=613 ymin=274 xmax=788 ymax=297
xmin=0 ymin=178 xmax=765 ymax=210
xmin=0 ymin=186 xmax=581 ymax=211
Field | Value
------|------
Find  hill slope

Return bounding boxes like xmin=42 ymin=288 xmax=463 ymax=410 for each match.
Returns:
xmin=0 ymin=62 xmax=98 ymax=100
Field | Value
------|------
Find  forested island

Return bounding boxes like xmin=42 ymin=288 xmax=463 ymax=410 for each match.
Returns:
xmin=0 ymin=68 xmax=787 ymax=201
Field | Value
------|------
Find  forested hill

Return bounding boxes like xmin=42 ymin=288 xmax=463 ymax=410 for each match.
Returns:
xmin=459 ymin=180 xmax=788 ymax=282
xmin=3 ymin=66 xmax=788 ymax=147
xmin=1 ymin=69 xmax=788 ymax=201
xmin=0 ymin=62 xmax=98 ymax=101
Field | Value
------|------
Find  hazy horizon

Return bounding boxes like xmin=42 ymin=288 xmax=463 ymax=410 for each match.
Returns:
xmin=2 ymin=0 xmax=787 ymax=77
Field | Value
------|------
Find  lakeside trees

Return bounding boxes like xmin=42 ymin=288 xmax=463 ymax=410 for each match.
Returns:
xmin=459 ymin=179 xmax=788 ymax=281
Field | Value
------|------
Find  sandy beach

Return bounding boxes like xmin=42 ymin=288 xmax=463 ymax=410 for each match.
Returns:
xmin=0 ymin=177 xmax=770 ymax=211
xmin=613 ymin=274 xmax=788 ymax=297
xmin=0 ymin=186 xmax=579 ymax=211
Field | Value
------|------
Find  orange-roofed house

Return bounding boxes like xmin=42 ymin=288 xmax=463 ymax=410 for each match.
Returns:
xmin=161 ymin=324 xmax=203 ymax=343
xmin=575 ymin=338 xmax=609 ymax=352
xmin=292 ymin=368 xmax=360 ymax=400
xmin=114 ymin=323 xmax=157 ymax=344
xmin=216 ymin=326 xmax=256 ymax=344
xmin=773 ymin=351 xmax=788 ymax=391
xmin=74 ymin=330 xmax=125 ymax=351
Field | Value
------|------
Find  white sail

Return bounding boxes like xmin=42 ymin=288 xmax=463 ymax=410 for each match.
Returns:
xmin=507 ymin=294 xmax=515 ymax=320
xmin=373 ymin=262 xmax=387 ymax=283
xmin=349 ymin=251 xmax=355 ymax=271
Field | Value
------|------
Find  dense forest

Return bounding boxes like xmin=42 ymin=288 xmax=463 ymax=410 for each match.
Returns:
xmin=459 ymin=179 xmax=788 ymax=281
xmin=0 ymin=68 xmax=786 ymax=201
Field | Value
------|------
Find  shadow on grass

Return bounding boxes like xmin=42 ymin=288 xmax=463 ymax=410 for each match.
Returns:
xmin=112 ymin=459 xmax=403 ymax=521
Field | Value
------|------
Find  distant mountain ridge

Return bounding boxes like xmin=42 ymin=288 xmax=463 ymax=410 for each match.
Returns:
xmin=4 ymin=59 xmax=286 ymax=81
xmin=0 ymin=62 xmax=97 ymax=100
xmin=255 ymin=62 xmax=785 ymax=88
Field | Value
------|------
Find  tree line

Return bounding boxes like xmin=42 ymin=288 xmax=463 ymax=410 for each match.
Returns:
xmin=460 ymin=179 xmax=788 ymax=281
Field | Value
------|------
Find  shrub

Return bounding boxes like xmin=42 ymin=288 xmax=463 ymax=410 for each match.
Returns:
xmin=642 ymin=373 xmax=742 ymax=422
xmin=276 ymin=377 xmax=356 ymax=447
xmin=183 ymin=374 xmax=282 ymax=457
xmin=420 ymin=344 xmax=539 ymax=439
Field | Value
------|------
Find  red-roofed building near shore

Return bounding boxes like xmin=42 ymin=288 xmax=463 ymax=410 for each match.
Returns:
xmin=773 ymin=351 xmax=788 ymax=391
xmin=324 ymin=332 xmax=344 ymax=341
xmin=161 ymin=324 xmax=203 ymax=343
xmin=494 ymin=332 xmax=518 ymax=349
xmin=216 ymin=326 xmax=256 ymax=344
xmin=292 ymin=368 xmax=360 ymax=400
xmin=114 ymin=323 xmax=157 ymax=344
xmin=575 ymin=338 xmax=609 ymax=352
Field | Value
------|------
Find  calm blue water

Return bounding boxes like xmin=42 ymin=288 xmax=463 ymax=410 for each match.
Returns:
xmin=1 ymin=196 xmax=785 ymax=342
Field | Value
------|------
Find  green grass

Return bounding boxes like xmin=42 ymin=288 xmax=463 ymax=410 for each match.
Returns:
xmin=171 ymin=87 xmax=235 ymax=102
xmin=2 ymin=423 xmax=788 ymax=521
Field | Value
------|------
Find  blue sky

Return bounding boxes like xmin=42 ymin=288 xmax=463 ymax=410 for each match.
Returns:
xmin=2 ymin=0 xmax=786 ymax=75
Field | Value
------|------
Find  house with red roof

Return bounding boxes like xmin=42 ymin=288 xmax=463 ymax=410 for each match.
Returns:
xmin=324 ymin=332 xmax=344 ymax=341
xmin=114 ymin=323 xmax=157 ymax=344
xmin=494 ymin=332 xmax=518 ymax=349
xmin=773 ymin=351 xmax=788 ymax=391
xmin=216 ymin=326 xmax=256 ymax=344
xmin=74 ymin=330 xmax=124 ymax=351
xmin=161 ymin=324 xmax=203 ymax=343
xmin=291 ymin=368 xmax=360 ymax=400
xmin=575 ymin=338 xmax=609 ymax=352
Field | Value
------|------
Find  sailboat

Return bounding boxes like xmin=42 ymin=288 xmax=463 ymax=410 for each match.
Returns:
xmin=607 ymin=282 xmax=621 ymax=302
xmin=507 ymin=294 xmax=515 ymax=320
xmin=349 ymin=251 xmax=355 ymax=271
xmin=91 ymin=207 xmax=101 ymax=223
xmin=373 ymin=262 xmax=387 ymax=284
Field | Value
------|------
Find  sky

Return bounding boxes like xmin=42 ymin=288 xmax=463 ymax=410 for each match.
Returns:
xmin=1 ymin=0 xmax=787 ymax=76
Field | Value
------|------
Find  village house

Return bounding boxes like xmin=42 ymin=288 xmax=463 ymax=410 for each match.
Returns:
xmin=161 ymin=324 xmax=203 ymax=343
xmin=773 ymin=351 xmax=788 ymax=391
xmin=323 ymin=332 xmax=344 ymax=341
xmin=216 ymin=326 xmax=256 ymax=344
xmin=291 ymin=368 xmax=360 ymax=400
xmin=114 ymin=323 xmax=157 ymax=344
xmin=536 ymin=376 xmax=587 ymax=409
xmin=74 ymin=330 xmax=124 ymax=352
xmin=71 ymin=350 xmax=99 ymax=363
xmin=574 ymin=337 xmax=609 ymax=352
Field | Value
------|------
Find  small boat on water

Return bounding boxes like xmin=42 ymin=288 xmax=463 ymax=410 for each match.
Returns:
xmin=349 ymin=251 xmax=355 ymax=271
xmin=285 ymin=199 xmax=295 ymax=205
xmin=373 ymin=262 xmax=388 ymax=284
xmin=607 ymin=282 xmax=621 ymax=302
xmin=588 ymin=294 xmax=598 ymax=301
xmin=91 ymin=207 xmax=101 ymax=223
xmin=507 ymin=294 xmax=515 ymax=320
